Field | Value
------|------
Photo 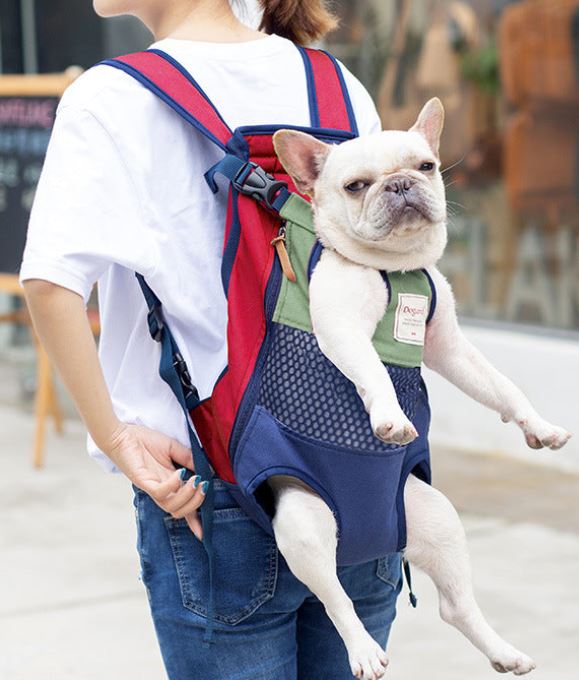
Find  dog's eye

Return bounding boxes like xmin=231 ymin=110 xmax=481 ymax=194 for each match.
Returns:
xmin=344 ymin=180 xmax=368 ymax=193
xmin=419 ymin=162 xmax=435 ymax=172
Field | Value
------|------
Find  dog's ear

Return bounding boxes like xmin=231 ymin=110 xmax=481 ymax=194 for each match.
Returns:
xmin=273 ymin=130 xmax=332 ymax=197
xmin=409 ymin=98 xmax=445 ymax=158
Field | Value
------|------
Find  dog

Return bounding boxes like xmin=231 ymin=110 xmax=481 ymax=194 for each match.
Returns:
xmin=265 ymin=98 xmax=572 ymax=680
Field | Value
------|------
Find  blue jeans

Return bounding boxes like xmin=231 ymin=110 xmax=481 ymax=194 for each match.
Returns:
xmin=132 ymin=479 xmax=403 ymax=680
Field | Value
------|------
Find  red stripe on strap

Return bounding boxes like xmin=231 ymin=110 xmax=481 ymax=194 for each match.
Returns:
xmin=304 ymin=48 xmax=351 ymax=131
xmin=116 ymin=51 xmax=232 ymax=147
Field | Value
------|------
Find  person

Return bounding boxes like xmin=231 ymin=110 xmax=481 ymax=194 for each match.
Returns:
xmin=19 ymin=1 xmax=403 ymax=677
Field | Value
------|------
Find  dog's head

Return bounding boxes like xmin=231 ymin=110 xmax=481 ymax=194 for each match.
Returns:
xmin=273 ymin=98 xmax=447 ymax=271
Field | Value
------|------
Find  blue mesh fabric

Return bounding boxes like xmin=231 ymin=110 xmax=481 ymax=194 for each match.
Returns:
xmin=258 ymin=323 xmax=421 ymax=453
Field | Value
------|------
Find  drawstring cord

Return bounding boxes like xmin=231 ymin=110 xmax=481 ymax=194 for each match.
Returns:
xmin=403 ymin=557 xmax=418 ymax=608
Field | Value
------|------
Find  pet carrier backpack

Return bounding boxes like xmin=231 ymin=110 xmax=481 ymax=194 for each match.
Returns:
xmin=101 ymin=46 xmax=435 ymax=594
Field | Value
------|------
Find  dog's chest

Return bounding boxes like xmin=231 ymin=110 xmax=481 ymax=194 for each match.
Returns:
xmin=272 ymin=193 xmax=433 ymax=368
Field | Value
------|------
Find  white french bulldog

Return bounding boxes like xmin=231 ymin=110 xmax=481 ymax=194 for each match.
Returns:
xmin=265 ymin=99 xmax=571 ymax=680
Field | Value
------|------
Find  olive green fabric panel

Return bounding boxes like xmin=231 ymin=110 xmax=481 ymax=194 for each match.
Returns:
xmin=279 ymin=192 xmax=315 ymax=235
xmin=273 ymin=194 xmax=317 ymax=332
xmin=272 ymin=193 xmax=432 ymax=367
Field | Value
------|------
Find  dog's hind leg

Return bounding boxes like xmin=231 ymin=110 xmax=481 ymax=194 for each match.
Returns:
xmin=404 ymin=474 xmax=536 ymax=675
xmin=269 ymin=475 xmax=388 ymax=680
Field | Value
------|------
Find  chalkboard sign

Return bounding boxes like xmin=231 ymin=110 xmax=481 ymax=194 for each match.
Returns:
xmin=0 ymin=71 xmax=81 ymax=276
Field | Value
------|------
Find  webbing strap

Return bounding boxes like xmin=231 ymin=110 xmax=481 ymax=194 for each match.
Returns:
xmin=101 ymin=49 xmax=233 ymax=151
xmin=100 ymin=44 xmax=357 ymax=158
xmin=135 ymin=273 xmax=217 ymax=643
xmin=204 ymin=154 xmax=247 ymax=193
xmin=205 ymin=153 xmax=292 ymax=212
xmin=298 ymin=47 xmax=359 ymax=134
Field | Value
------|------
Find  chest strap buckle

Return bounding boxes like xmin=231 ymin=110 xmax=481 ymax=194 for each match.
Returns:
xmin=233 ymin=161 xmax=288 ymax=211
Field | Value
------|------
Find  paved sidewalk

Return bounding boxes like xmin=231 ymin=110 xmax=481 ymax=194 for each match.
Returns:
xmin=1 ymin=405 xmax=578 ymax=680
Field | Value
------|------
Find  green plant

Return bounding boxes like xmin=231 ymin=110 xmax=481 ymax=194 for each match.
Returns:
xmin=460 ymin=42 xmax=500 ymax=94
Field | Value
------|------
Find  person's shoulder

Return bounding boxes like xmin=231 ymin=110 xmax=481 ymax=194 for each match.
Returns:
xmin=57 ymin=57 xmax=154 ymax=118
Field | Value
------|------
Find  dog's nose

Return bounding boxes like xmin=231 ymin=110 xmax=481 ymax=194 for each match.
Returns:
xmin=384 ymin=176 xmax=413 ymax=194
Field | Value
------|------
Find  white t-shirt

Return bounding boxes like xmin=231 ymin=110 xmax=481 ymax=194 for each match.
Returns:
xmin=19 ymin=33 xmax=382 ymax=473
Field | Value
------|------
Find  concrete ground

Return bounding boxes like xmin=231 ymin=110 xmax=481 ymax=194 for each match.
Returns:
xmin=1 ymin=400 xmax=578 ymax=680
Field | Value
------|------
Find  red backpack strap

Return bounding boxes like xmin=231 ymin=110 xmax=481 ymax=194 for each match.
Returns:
xmin=101 ymin=46 xmax=358 ymax=144
xmin=297 ymin=46 xmax=359 ymax=135
xmin=101 ymin=48 xmax=233 ymax=150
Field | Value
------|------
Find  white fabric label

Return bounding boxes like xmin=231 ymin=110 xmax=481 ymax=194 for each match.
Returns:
xmin=394 ymin=293 xmax=429 ymax=345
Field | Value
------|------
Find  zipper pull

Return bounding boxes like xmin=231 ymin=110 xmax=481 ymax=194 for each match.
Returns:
xmin=271 ymin=223 xmax=297 ymax=282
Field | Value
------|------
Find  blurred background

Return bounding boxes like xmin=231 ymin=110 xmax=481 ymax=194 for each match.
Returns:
xmin=0 ymin=1 xmax=577 ymax=679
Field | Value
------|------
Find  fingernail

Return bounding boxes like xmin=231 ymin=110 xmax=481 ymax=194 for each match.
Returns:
xmin=192 ymin=475 xmax=201 ymax=488
xmin=179 ymin=468 xmax=187 ymax=480
xmin=201 ymin=480 xmax=209 ymax=494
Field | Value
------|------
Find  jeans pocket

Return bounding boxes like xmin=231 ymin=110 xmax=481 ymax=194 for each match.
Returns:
xmin=376 ymin=552 xmax=403 ymax=588
xmin=164 ymin=507 xmax=278 ymax=625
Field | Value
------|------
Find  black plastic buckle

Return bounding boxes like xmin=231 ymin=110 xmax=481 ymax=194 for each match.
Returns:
xmin=233 ymin=161 xmax=287 ymax=211
xmin=147 ymin=306 xmax=164 ymax=342
xmin=172 ymin=351 xmax=200 ymax=404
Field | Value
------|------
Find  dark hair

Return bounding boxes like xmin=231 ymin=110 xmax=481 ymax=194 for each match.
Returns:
xmin=257 ymin=0 xmax=339 ymax=45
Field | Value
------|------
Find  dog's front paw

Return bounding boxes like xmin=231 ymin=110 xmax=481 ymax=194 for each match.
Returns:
xmin=516 ymin=415 xmax=571 ymax=450
xmin=347 ymin=630 xmax=389 ymax=680
xmin=370 ymin=403 xmax=417 ymax=445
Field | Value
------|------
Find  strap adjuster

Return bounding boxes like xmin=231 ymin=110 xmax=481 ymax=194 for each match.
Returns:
xmin=233 ymin=161 xmax=288 ymax=211
xmin=173 ymin=351 xmax=200 ymax=406
xmin=147 ymin=306 xmax=164 ymax=342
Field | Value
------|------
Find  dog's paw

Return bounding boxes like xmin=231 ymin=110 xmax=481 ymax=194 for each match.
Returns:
xmin=516 ymin=415 xmax=571 ymax=450
xmin=347 ymin=630 xmax=389 ymax=680
xmin=374 ymin=421 xmax=417 ymax=445
xmin=490 ymin=644 xmax=536 ymax=675
xmin=371 ymin=408 xmax=417 ymax=445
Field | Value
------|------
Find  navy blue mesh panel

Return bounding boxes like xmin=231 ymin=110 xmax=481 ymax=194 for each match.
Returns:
xmin=258 ymin=323 xmax=421 ymax=453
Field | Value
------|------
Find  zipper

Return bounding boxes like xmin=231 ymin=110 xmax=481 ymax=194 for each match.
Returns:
xmin=229 ymin=251 xmax=283 ymax=462
xmin=271 ymin=221 xmax=297 ymax=282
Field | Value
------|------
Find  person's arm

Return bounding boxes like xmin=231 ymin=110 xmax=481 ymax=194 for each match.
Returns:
xmin=17 ymin=96 xmax=208 ymax=537
xmin=22 ymin=279 xmax=207 ymax=539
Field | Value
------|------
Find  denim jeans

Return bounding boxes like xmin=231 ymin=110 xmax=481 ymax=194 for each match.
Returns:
xmin=132 ymin=479 xmax=403 ymax=680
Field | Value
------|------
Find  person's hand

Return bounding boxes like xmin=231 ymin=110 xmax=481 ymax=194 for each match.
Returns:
xmin=104 ymin=422 xmax=208 ymax=539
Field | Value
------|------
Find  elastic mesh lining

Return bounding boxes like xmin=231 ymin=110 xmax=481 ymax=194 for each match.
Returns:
xmin=258 ymin=324 xmax=421 ymax=453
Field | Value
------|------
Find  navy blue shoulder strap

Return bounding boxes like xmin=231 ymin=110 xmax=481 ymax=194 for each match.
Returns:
xmin=422 ymin=269 xmax=437 ymax=323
